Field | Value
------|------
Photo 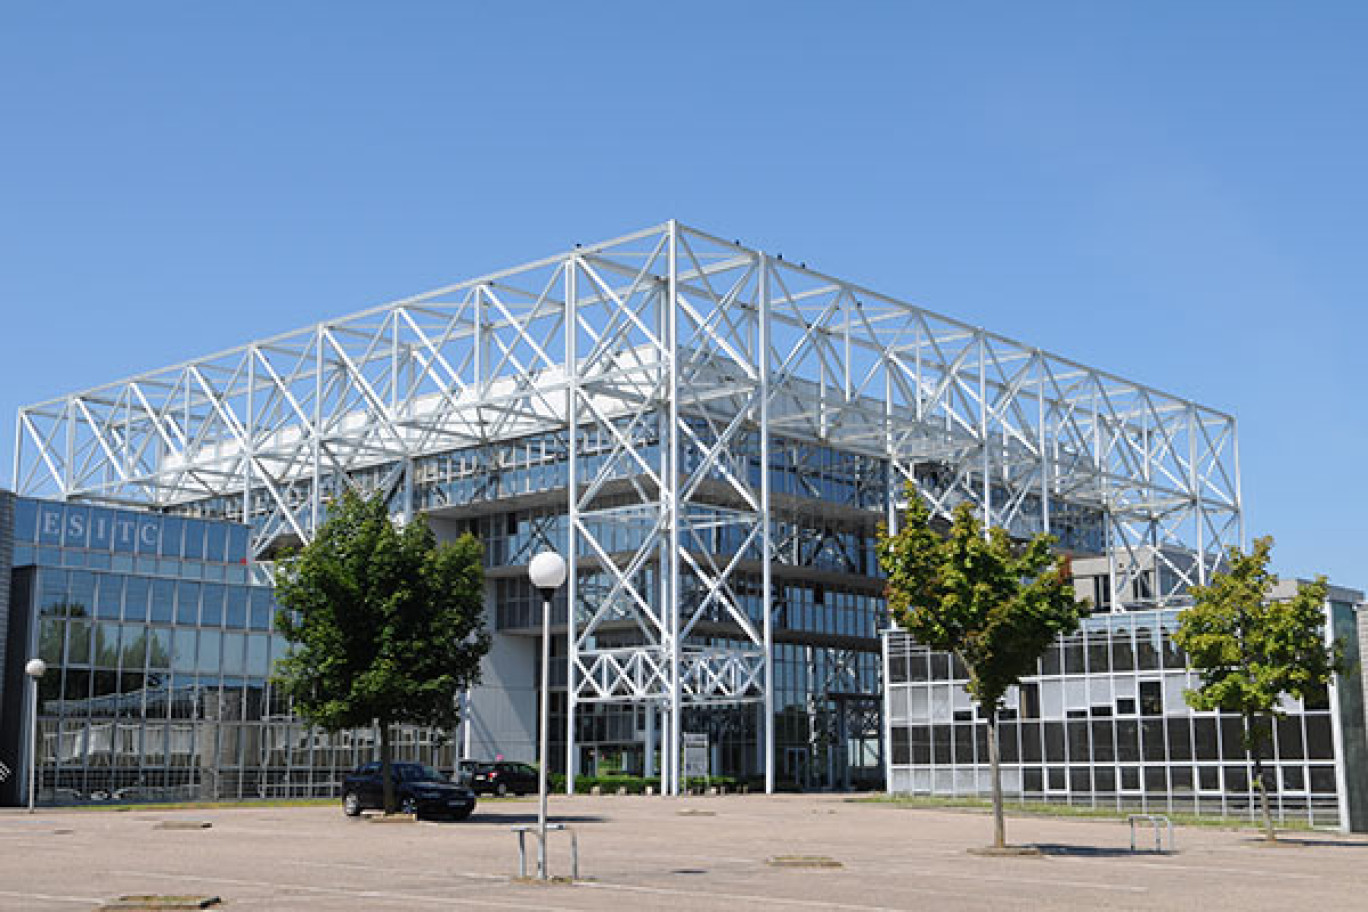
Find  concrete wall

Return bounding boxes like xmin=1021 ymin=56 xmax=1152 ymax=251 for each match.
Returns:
xmin=463 ymin=630 xmax=537 ymax=763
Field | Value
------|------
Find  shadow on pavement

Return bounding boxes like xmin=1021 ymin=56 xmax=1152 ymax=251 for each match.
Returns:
xmin=458 ymin=813 xmax=609 ymax=825
xmin=1033 ymin=843 xmax=1172 ymax=858
xmin=1239 ymin=837 xmax=1368 ymax=849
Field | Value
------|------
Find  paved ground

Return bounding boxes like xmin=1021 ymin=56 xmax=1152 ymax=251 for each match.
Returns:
xmin=1 ymin=793 xmax=1366 ymax=911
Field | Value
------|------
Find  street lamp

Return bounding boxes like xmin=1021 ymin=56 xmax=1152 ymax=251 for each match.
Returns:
xmin=527 ymin=550 xmax=567 ymax=881
xmin=24 ymin=658 xmax=46 ymax=814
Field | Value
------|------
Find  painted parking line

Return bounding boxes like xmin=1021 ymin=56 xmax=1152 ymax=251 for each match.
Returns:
xmin=0 ymin=889 xmax=101 ymax=906
xmin=575 ymin=878 xmax=987 ymax=910
xmin=285 ymin=859 xmax=506 ymax=881
xmin=1053 ymin=856 xmax=1326 ymax=881
xmin=103 ymin=870 xmax=582 ymax=912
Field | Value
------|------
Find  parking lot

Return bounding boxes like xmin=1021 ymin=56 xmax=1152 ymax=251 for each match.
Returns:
xmin=2 ymin=793 xmax=1367 ymax=911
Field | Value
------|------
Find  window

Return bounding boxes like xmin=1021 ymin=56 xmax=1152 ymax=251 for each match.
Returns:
xmin=1139 ymin=681 xmax=1163 ymax=716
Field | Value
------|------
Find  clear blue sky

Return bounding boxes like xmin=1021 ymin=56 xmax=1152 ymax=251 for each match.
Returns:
xmin=2 ymin=3 xmax=1363 ymax=589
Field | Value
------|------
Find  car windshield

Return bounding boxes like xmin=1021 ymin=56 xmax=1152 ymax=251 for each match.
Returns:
xmin=409 ymin=765 xmax=446 ymax=782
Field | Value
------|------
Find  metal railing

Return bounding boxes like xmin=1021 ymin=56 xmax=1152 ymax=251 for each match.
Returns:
xmin=1128 ymin=814 xmax=1175 ymax=853
xmin=511 ymin=823 xmax=579 ymax=880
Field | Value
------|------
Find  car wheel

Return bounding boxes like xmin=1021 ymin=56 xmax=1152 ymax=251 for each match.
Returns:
xmin=452 ymin=806 xmax=474 ymax=821
xmin=400 ymin=796 xmax=418 ymax=816
xmin=343 ymin=792 xmax=362 ymax=817
xmin=496 ymin=782 xmax=509 ymax=797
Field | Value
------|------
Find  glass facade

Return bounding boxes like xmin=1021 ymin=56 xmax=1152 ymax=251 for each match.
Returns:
xmin=884 ymin=610 xmax=1366 ymax=829
xmin=1 ymin=494 xmax=452 ymax=806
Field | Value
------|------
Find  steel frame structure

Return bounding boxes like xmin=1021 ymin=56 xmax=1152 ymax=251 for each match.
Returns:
xmin=13 ymin=220 xmax=1242 ymax=795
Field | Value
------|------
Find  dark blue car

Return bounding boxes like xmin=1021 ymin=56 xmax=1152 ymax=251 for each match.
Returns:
xmin=342 ymin=761 xmax=477 ymax=820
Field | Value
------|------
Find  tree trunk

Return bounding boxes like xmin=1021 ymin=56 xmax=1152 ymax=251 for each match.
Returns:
xmin=380 ymin=721 xmax=395 ymax=816
xmin=987 ymin=709 xmax=1006 ymax=849
xmin=1246 ymin=714 xmax=1275 ymax=842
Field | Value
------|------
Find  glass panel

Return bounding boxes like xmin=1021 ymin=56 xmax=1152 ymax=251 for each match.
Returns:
xmin=183 ymin=521 xmax=207 ymax=561
xmin=206 ymin=523 xmax=228 ymax=563
xmin=1086 ymin=632 xmax=1110 ymax=674
xmin=197 ymin=630 xmax=222 ymax=675
xmin=36 ymin=502 xmax=64 ymax=545
xmin=123 ymin=577 xmax=149 ymax=623
xmin=225 ymin=589 xmax=248 ymax=628
xmin=159 ymin=516 xmax=184 ymax=558
xmin=1220 ymin=716 xmax=1245 ymax=760
xmin=1276 ymin=716 xmax=1304 ymax=760
xmin=176 ymin=582 xmax=201 ymax=626
xmin=1168 ymin=718 xmax=1193 ymax=761
xmin=246 ymin=635 xmax=271 ymax=678
xmin=1091 ymin=721 xmax=1115 ymax=762
xmin=1305 ymin=715 xmax=1334 ymax=760
xmin=227 ymin=525 xmax=249 ymax=564
xmin=1063 ymin=638 xmax=1085 ymax=675
xmin=134 ymin=515 xmax=163 ymax=555
xmin=1135 ymin=625 xmax=1160 ymax=670
xmin=1139 ymin=681 xmax=1163 ymax=716
xmin=1112 ymin=630 xmax=1135 ymax=671
xmin=201 ymin=585 xmax=225 ymax=627
xmin=88 ymin=508 xmax=115 ymax=552
xmin=148 ymin=628 xmax=173 ymax=670
xmin=66 ymin=619 xmax=93 ymax=666
xmin=150 ymin=580 xmax=175 ymax=624
xmin=1193 ymin=717 xmax=1219 ymax=760
xmin=93 ymin=575 xmax=122 ymax=619
xmin=1116 ymin=720 xmax=1139 ymax=762
xmin=1044 ymin=722 xmax=1066 ymax=762
xmin=63 ymin=506 xmax=91 ymax=548
xmin=249 ymin=589 xmax=275 ymax=631
xmin=120 ymin=624 xmax=149 ymax=671
xmin=67 ymin=571 xmax=95 ymax=618
xmin=63 ymin=668 xmax=91 ymax=705
xmin=14 ymin=497 xmax=37 ymax=541
xmin=222 ymin=633 xmax=246 ymax=676
xmin=94 ymin=622 xmax=122 ymax=668
xmin=39 ymin=619 xmax=65 ymax=664
xmin=172 ymin=629 xmax=197 ymax=674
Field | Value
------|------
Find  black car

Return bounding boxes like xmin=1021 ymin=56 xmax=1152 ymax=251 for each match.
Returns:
xmin=470 ymin=761 xmax=539 ymax=796
xmin=342 ymin=761 xmax=477 ymax=820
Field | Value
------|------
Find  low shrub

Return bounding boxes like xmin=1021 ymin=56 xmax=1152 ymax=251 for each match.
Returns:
xmin=546 ymin=774 xmax=739 ymax=794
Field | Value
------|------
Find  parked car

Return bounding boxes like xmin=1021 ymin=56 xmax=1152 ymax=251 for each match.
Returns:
xmin=341 ymin=761 xmax=477 ymax=820
xmin=470 ymin=761 xmax=539 ymax=796
xmin=455 ymin=759 xmax=481 ymax=787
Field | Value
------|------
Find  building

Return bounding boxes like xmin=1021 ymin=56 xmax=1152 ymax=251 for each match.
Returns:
xmin=0 ymin=492 xmax=461 ymax=805
xmin=7 ymin=221 xmax=1247 ymax=801
xmin=883 ymin=579 xmax=1368 ymax=831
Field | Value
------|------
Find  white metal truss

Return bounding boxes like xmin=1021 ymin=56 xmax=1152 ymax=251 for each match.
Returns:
xmin=13 ymin=220 xmax=1243 ymax=795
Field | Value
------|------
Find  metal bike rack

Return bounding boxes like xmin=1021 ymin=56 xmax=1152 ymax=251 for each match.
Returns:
xmin=1128 ymin=814 xmax=1175 ymax=853
xmin=511 ymin=824 xmax=579 ymax=880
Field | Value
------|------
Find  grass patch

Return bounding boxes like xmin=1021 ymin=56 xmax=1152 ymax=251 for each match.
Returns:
xmin=854 ymin=794 xmax=1317 ymax=832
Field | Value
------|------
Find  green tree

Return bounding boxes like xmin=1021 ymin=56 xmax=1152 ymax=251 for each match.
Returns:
xmin=1173 ymin=537 xmax=1342 ymax=842
xmin=879 ymin=494 xmax=1086 ymax=850
xmin=273 ymin=489 xmax=489 ymax=814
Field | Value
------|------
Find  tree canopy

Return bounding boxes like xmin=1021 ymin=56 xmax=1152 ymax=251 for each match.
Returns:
xmin=272 ymin=489 xmax=489 ymax=811
xmin=879 ymin=493 xmax=1086 ymax=849
xmin=879 ymin=496 xmax=1085 ymax=712
xmin=1173 ymin=536 xmax=1341 ymax=840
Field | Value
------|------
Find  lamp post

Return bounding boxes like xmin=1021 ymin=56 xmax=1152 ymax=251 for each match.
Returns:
xmin=24 ymin=658 xmax=46 ymax=814
xmin=527 ymin=550 xmax=566 ymax=880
